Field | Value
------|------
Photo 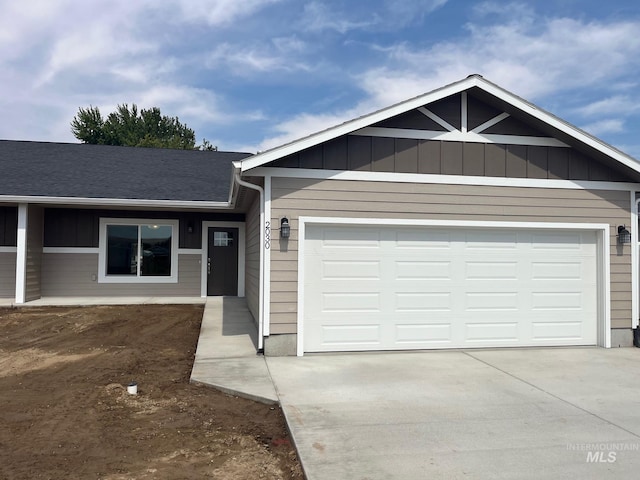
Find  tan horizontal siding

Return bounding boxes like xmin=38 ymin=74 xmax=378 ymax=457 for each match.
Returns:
xmin=0 ymin=252 xmax=16 ymax=297
xmin=270 ymin=177 xmax=632 ymax=335
xmin=41 ymin=253 xmax=200 ymax=296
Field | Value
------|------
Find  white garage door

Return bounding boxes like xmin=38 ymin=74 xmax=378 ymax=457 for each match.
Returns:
xmin=303 ymin=225 xmax=598 ymax=353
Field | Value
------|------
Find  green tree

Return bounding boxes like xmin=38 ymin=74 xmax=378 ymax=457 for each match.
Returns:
xmin=71 ymin=104 xmax=199 ymax=150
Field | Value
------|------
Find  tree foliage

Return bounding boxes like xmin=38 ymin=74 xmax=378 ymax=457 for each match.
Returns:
xmin=71 ymin=104 xmax=215 ymax=150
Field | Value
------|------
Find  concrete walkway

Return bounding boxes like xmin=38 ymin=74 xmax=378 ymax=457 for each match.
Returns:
xmin=189 ymin=297 xmax=278 ymax=404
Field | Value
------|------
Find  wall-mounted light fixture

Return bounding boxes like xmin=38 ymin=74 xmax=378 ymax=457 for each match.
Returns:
xmin=187 ymin=221 xmax=194 ymax=234
xmin=280 ymin=217 xmax=291 ymax=239
xmin=617 ymin=225 xmax=631 ymax=244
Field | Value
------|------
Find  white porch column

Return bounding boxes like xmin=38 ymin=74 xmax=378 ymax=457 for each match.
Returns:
xmin=15 ymin=203 xmax=28 ymax=304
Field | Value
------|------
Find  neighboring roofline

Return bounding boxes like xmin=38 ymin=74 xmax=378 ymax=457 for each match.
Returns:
xmin=240 ymin=74 xmax=640 ymax=174
xmin=0 ymin=195 xmax=232 ymax=210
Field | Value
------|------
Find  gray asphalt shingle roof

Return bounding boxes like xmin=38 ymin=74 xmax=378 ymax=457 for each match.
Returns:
xmin=0 ymin=140 xmax=252 ymax=202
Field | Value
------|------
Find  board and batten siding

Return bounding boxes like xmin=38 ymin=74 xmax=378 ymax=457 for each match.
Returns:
xmin=41 ymin=253 xmax=201 ymax=296
xmin=245 ymin=192 xmax=261 ymax=324
xmin=269 ymin=177 xmax=632 ymax=334
xmin=0 ymin=252 xmax=16 ymax=297
xmin=26 ymin=206 xmax=43 ymax=302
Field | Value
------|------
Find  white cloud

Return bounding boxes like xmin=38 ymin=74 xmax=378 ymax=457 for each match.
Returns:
xmin=169 ymin=0 xmax=282 ymax=26
xmin=206 ymin=43 xmax=312 ymax=74
xmin=301 ymin=2 xmax=375 ymax=33
xmin=580 ymin=119 xmax=625 ymax=136
xmin=300 ymin=0 xmax=449 ymax=34
xmin=576 ymin=96 xmax=640 ymax=118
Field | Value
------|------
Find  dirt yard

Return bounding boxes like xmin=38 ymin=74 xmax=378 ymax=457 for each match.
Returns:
xmin=0 ymin=304 xmax=303 ymax=479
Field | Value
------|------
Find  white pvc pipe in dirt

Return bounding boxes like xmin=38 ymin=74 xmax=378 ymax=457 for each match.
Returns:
xmin=127 ymin=382 xmax=138 ymax=395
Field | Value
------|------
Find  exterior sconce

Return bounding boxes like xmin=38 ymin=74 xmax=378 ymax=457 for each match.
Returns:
xmin=280 ymin=217 xmax=291 ymax=239
xmin=617 ymin=225 xmax=631 ymax=244
xmin=187 ymin=221 xmax=194 ymax=234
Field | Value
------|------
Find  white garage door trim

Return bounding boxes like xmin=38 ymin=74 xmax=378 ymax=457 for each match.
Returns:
xmin=296 ymin=217 xmax=611 ymax=356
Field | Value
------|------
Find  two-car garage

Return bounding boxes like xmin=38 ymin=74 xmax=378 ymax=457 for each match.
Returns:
xmin=301 ymin=222 xmax=603 ymax=353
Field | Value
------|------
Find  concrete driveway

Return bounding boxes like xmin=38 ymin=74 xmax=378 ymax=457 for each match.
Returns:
xmin=266 ymin=348 xmax=640 ymax=479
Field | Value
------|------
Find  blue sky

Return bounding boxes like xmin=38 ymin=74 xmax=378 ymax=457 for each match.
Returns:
xmin=1 ymin=0 xmax=640 ymax=158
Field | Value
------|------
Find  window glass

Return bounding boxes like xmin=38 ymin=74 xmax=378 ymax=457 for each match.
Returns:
xmin=106 ymin=225 xmax=138 ymax=275
xmin=140 ymin=225 xmax=172 ymax=276
xmin=214 ymin=231 xmax=233 ymax=247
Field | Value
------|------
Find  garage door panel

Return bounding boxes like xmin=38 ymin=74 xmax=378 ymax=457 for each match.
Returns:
xmin=531 ymin=321 xmax=584 ymax=340
xmin=395 ymin=292 xmax=452 ymax=312
xmin=395 ymin=324 xmax=452 ymax=344
xmin=321 ymin=324 xmax=381 ymax=346
xmin=304 ymin=225 xmax=599 ymax=353
xmin=465 ymin=322 xmax=519 ymax=342
xmin=463 ymin=230 xmax=519 ymax=248
xmin=465 ymin=261 xmax=518 ymax=280
xmin=394 ymin=229 xmax=452 ymax=248
xmin=321 ymin=292 xmax=380 ymax=312
xmin=395 ymin=261 xmax=451 ymax=279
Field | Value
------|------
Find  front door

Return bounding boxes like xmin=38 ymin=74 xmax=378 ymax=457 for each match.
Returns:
xmin=207 ymin=227 xmax=239 ymax=296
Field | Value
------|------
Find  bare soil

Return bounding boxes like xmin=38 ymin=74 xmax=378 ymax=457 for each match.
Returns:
xmin=0 ymin=304 xmax=303 ymax=480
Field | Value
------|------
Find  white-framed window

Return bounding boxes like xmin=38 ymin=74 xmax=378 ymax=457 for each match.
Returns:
xmin=98 ymin=218 xmax=179 ymax=283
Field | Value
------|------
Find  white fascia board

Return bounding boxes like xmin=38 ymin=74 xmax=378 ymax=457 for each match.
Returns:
xmin=240 ymin=77 xmax=479 ymax=172
xmin=250 ymin=167 xmax=640 ymax=192
xmin=0 ymin=195 xmax=231 ymax=210
xmin=352 ymin=127 xmax=570 ymax=148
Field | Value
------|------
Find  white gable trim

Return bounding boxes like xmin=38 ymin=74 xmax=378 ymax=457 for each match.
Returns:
xmin=418 ymin=107 xmax=456 ymax=132
xmin=471 ymin=112 xmax=510 ymax=133
xmin=250 ymin=167 xmax=640 ymax=192
xmin=240 ymin=75 xmax=640 ymax=175
xmin=351 ymin=126 xmax=569 ymax=148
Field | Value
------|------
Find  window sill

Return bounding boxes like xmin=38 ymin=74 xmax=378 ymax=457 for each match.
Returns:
xmin=98 ymin=275 xmax=178 ymax=284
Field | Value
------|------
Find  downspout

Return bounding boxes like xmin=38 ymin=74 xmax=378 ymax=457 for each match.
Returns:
xmin=234 ymin=170 xmax=265 ymax=351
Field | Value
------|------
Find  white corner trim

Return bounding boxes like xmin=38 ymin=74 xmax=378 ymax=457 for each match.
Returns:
xmin=351 ymin=126 xmax=570 ymax=148
xmin=15 ymin=204 xmax=27 ymax=304
xmin=250 ymin=167 xmax=640 ymax=192
xmin=200 ymin=221 xmax=246 ymax=298
xmin=602 ymin=230 xmax=612 ymax=348
xmin=98 ymin=218 xmax=179 ymax=284
xmin=633 ymin=195 xmax=640 ymax=329
xmin=43 ymin=247 xmax=99 ymax=254
xmin=0 ymin=246 xmax=17 ymax=253
xmin=296 ymin=217 xmax=307 ymax=357
xmin=296 ymin=215 xmax=612 ymax=354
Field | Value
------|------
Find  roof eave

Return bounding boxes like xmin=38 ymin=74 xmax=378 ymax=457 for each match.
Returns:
xmin=0 ymin=195 xmax=233 ymax=210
